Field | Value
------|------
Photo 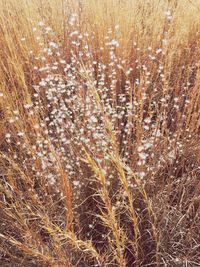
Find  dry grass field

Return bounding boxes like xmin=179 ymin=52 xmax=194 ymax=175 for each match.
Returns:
xmin=0 ymin=0 xmax=200 ymax=266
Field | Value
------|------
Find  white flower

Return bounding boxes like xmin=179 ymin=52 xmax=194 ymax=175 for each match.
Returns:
xmin=156 ymin=48 xmax=162 ymax=54
xmin=60 ymin=59 xmax=66 ymax=64
xmin=9 ymin=118 xmax=15 ymax=123
xmin=144 ymin=142 xmax=153 ymax=149
xmin=39 ymin=80 xmax=46 ymax=87
xmin=17 ymin=132 xmax=24 ymax=136
xmin=24 ymin=103 xmax=33 ymax=109
xmin=137 ymin=172 xmax=145 ymax=178
xmin=167 ymin=150 xmax=176 ymax=160
xmin=138 ymin=145 xmax=144 ymax=152
xmin=165 ymin=10 xmax=171 ymax=17
xmin=47 ymin=174 xmax=56 ymax=185
xmin=38 ymin=21 xmax=45 ymax=27
xmin=153 ymin=129 xmax=161 ymax=137
xmin=49 ymin=42 xmax=58 ymax=48
xmin=110 ymin=39 xmax=119 ymax=46
xmin=144 ymin=125 xmax=150 ymax=130
xmin=5 ymin=133 xmax=11 ymax=139
xmin=73 ymin=180 xmax=80 ymax=186
xmin=70 ymin=31 xmax=79 ymax=36
xmin=139 ymin=152 xmax=148 ymax=160
xmin=91 ymin=116 xmax=98 ymax=123
xmin=144 ymin=117 xmax=151 ymax=124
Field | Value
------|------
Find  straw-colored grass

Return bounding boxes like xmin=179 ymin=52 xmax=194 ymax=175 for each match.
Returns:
xmin=0 ymin=0 xmax=200 ymax=266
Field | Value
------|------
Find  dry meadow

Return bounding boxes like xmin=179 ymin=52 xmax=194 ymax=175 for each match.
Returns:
xmin=0 ymin=0 xmax=200 ymax=266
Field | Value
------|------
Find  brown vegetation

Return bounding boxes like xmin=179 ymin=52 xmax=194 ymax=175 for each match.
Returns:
xmin=0 ymin=0 xmax=200 ymax=266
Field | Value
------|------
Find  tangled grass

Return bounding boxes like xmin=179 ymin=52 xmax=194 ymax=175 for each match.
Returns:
xmin=0 ymin=0 xmax=200 ymax=266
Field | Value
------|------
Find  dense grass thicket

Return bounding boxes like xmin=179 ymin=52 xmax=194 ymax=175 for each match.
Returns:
xmin=0 ymin=0 xmax=200 ymax=266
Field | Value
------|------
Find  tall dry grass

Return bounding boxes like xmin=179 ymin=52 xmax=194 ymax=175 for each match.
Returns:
xmin=0 ymin=0 xmax=200 ymax=266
